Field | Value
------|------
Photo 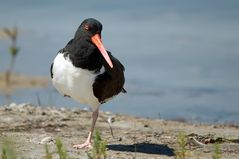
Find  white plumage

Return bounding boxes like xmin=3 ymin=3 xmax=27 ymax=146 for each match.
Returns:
xmin=52 ymin=53 xmax=105 ymax=110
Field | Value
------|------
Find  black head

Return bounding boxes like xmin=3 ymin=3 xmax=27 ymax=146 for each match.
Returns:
xmin=75 ymin=18 xmax=103 ymax=38
xmin=73 ymin=18 xmax=113 ymax=68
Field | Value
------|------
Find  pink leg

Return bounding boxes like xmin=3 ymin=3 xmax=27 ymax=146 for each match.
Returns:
xmin=73 ymin=108 xmax=99 ymax=149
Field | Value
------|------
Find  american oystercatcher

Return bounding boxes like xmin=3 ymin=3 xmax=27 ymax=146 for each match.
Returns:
xmin=50 ymin=18 xmax=126 ymax=149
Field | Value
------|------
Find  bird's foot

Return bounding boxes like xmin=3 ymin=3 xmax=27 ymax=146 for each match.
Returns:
xmin=73 ymin=141 xmax=92 ymax=149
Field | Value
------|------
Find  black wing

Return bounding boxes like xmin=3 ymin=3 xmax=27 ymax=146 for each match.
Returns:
xmin=93 ymin=51 xmax=126 ymax=103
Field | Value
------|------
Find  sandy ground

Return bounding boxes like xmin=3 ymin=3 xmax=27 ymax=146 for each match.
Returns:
xmin=0 ymin=103 xmax=238 ymax=159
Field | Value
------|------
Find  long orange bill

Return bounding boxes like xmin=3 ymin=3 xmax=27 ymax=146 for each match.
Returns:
xmin=91 ymin=34 xmax=113 ymax=68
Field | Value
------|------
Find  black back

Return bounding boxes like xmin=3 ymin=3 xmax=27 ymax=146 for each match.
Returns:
xmin=51 ymin=18 xmax=126 ymax=103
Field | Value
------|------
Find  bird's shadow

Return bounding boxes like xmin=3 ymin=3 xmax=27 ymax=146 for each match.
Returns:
xmin=107 ymin=142 xmax=175 ymax=156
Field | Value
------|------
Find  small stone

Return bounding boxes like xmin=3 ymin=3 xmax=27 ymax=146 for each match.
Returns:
xmin=55 ymin=128 xmax=61 ymax=132
xmin=9 ymin=103 xmax=17 ymax=108
xmin=40 ymin=136 xmax=55 ymax=144
xmin=144 ymin=124 xmax=149 ymax=128
xmin=83 ymin=107 xmax=90 ymax=111
xmin=118 ymin=137 xmax=122 ymax=141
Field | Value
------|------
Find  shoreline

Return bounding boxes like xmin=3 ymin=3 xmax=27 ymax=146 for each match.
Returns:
xmin=0 ymin=103 xmax=239 ymax=158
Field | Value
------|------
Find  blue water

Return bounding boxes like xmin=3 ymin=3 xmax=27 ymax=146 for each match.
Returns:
xmin=0 ymin=0 xmax=239 ymax=123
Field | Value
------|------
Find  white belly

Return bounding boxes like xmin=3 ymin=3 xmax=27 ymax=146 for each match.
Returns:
xmin=51 ymin=53 xmax=102 ymax=110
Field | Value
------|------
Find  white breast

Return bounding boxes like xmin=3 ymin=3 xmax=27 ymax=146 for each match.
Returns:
xmin=51 ymin=53 xmax=104 ymax=110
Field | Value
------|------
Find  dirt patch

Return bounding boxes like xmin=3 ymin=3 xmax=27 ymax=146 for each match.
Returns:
xmin=0 ymin=103 xmax=238 ymax=159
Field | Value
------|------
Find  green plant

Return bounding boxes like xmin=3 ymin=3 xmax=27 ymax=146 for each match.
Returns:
xmin=1 ymin=138 xmax=17 ymax=159
xmin=212 ymin=143 xmax=221 ymax=159
xmin=0 ymin=27 xmax=19 ymax=84
xmin=55 ymin=138 xmax=68 ymax=159
xmin=44 ymin=144 xmax=53 ymax=159
xmin=175 ymin=132 xmax=187 ymax=159
xmin=87 ymin=129 xmax=107 ymax=159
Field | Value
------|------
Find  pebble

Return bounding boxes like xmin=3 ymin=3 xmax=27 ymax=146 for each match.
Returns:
xmin=40 ymin=136 xmax=55 ymax=145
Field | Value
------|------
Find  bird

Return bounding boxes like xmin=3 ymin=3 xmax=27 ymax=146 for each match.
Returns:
xmin=50 ymin=18 xmax=126 ymax=149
